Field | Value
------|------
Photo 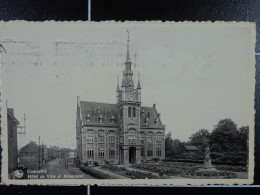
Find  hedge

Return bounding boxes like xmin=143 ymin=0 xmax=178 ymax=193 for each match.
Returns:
xmin=80 ymin=166 xmax=112 ymax=179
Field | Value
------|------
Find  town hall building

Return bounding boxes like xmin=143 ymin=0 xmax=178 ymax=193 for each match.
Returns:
xmin=76 ymin=35 xmax=165 ymax=165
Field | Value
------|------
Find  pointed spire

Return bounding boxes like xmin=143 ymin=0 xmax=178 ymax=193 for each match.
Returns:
xmin=121 ymin=76 xmax=126 ymax=87
xmin=137 ymin=72 xmax=141 ymax=89
xmin=126 ymin=30 xmax=131 ymax=63
xmin=125 ymin=30 xmax=132 ymax=71
xmin=116 ymin=76 xmax=120 ymax=91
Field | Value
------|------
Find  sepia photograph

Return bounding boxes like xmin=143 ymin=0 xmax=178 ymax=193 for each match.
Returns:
xmin=0 ymin=21 xmax=255 ymax=185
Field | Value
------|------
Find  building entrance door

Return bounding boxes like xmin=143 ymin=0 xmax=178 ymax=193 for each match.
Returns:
xmin=129 ymin=147 xmax=136 ymax=164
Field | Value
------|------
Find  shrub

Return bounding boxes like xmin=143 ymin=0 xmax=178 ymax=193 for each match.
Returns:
xmin=83 ymin=162 xmax=89 ymax=167
xmin=93 ymin=161 xmax=99 ymax=166
xmin=210 ymin=152 xmax=224 ymax=159
xmin=80 ymin=166 xmax=112 ymax=179
xmin=152 ymin=158 xmax=160 ymax=162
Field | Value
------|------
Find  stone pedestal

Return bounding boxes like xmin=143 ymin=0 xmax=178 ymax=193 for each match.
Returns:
xmin=196 ymin=156 xmax=217 ymax=172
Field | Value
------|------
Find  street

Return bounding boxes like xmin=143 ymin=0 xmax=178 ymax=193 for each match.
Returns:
xmin=42 ymin=159 xmax=95 ymax=179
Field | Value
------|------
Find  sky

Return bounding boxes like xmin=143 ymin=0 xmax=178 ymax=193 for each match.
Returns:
xmin=0 ymin=22 xmax=255 ymax=149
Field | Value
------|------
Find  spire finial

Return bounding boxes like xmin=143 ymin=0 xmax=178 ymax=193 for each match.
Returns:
xmin=137 ymin=71 xmax=141 ymax=89
xmin=117 ymin=76 xmax=120 ymax=91
xmin=125 ymin=30 xmax=131 ymax=66
xmin=127 ymin=29 xmax=130 ymax=44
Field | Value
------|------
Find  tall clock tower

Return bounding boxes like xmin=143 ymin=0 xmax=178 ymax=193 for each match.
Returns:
xmin=116 ymin=32 xmax=141 ymax=164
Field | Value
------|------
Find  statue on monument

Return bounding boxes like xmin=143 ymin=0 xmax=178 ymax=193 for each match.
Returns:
xmin=205 ymin=145 xmax=210 ymax=158
xmin=196 ymin=144 xmax=217 ymax=172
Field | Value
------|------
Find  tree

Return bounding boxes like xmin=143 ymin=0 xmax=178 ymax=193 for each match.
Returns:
xmin=189 ymin=129 xmax=210 ymax=151
xmin=209 ymin=118 xmax=239 ymax=152
xmin=237 ymin=126 xmax=249 ymax=151
xmin=165 ymin=132 xmax=185 ymax=158
xmin=165 ymin=132 xmax=174 ymax=157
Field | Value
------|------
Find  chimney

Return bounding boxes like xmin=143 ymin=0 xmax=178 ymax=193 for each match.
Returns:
xmin=92 ymin=107 xmax=95 ymax=117
xmin=7 ymin=108 xmax=14 ymax=116
xmin=157 ymin=113 xmax=161 ymax=119
xmin=153 ymin=104 xmax=156 ymax=109
xmin=104 ymin=108 xmax=106 ymax=118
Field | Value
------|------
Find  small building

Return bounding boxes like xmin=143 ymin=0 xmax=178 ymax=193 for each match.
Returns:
xmin=184 ymin=145 xmax=199 ymax=153
xmin=19 ymin=141 xmax=42 ymax=169
xmin=7 ymin=108 xmax=20 ymax=173
xmin=69 ymin=150 xmax=76 ymax=158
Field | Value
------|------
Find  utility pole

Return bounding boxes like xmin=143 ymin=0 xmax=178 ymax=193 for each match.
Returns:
xmin=42 ymin=141 xmax=44 ymax=165
xmin=38 ymin=136 xmax=40 ymax=169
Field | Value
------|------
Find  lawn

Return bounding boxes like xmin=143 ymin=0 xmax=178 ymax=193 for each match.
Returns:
xmin=131 ymin=162 xmax=245 ymax=178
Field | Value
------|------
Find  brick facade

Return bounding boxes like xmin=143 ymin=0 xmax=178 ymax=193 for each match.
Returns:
xmin=7 ymin=108 xmax=19 ymax=173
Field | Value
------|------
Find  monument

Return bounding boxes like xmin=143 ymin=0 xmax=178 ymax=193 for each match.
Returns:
xmin=196 ymin=145 xmax=217 ymax=172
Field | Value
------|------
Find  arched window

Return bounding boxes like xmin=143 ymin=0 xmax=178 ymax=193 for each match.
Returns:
xmin=132 ymin=107 xmax=136 ymax=117
xmin=108 ymin=130 xmax=115 ymax=143
xmin=128 ymin=129 xmax=136 ymax=143
xmin=128 ymin=107 xmax=131 ymax=117
xmin=155 ymin=133 xmax=162 ymax=143
xmin=120 ymin=108 xmax=123 ymax=118
xmin=140 ymin=132 xmax=145 ymax=144
xmin=147 ymin=132 xmax=153 ymax=143
xmin=86 ymin=130 xmax=94 ymax=143
xmin=98 ymin=130 xmax=105 ymax=143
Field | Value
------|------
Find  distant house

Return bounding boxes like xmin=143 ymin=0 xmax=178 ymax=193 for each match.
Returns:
xmin=184 ymin=145 xmax=199 ymax=153
xmin=49 ymin=146 xmax=60 ymax=159
xmin=7 ymin=108 xmax=20 ymax=173
xmin=69 ymin=150 xmax=76 ymax=158
xmin=19 ymin=141 xmax=42 ymax=169
xmin=42 ymin=145 xmax=49 ymax=163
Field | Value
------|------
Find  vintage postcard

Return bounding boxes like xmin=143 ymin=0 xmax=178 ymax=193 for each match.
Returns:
xmin=0 ymin=21 xmax=255 ymax=185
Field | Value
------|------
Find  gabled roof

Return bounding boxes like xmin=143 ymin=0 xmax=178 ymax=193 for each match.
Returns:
xmin=140 ymin=106 xmax=163 ymax=128
xmin=80 ymin=101 xmax=119 ymax=127
xmin=184 ymin=145 xmax=199 ymax=151
xmin=79 ymin=101 xmax=164 ymax=129
xmin=7 ymin=108 xmax=20 ymax=124
xmin=20 ymin=141 xmax=40 ymax=154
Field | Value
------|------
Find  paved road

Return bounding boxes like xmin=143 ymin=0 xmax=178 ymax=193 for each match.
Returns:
xmin=44 ymin=159 xmax=95 ymax=179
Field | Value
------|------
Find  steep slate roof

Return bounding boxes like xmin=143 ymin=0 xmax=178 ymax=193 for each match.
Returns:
xmin=7 ymin=108 xmax=20 ymax=124
xmin=80 ymin=101 xmax=164 ymax=128
xmin=184 ymin=145 xmax=199 ymax=151
xmin=20 ymin=141 xmax=40 ymax=154
xmin=140 ymin=106 xmax=163 ymax=128
xmin=80 ymin=101 xmax=119 ymax=127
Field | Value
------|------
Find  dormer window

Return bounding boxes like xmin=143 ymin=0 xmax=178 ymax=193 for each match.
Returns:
xmin=99 ymin=115 xmax=103 ymax=123
xmin=145 ymin=117 xmax=149 ymax=125
xmin=155 ymin=117 xmax=159 ymax=125
xmin=86 ymin=113 xmax=90 ymax=121
xmin=111 ymin=115 xmax=115 ymax=123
